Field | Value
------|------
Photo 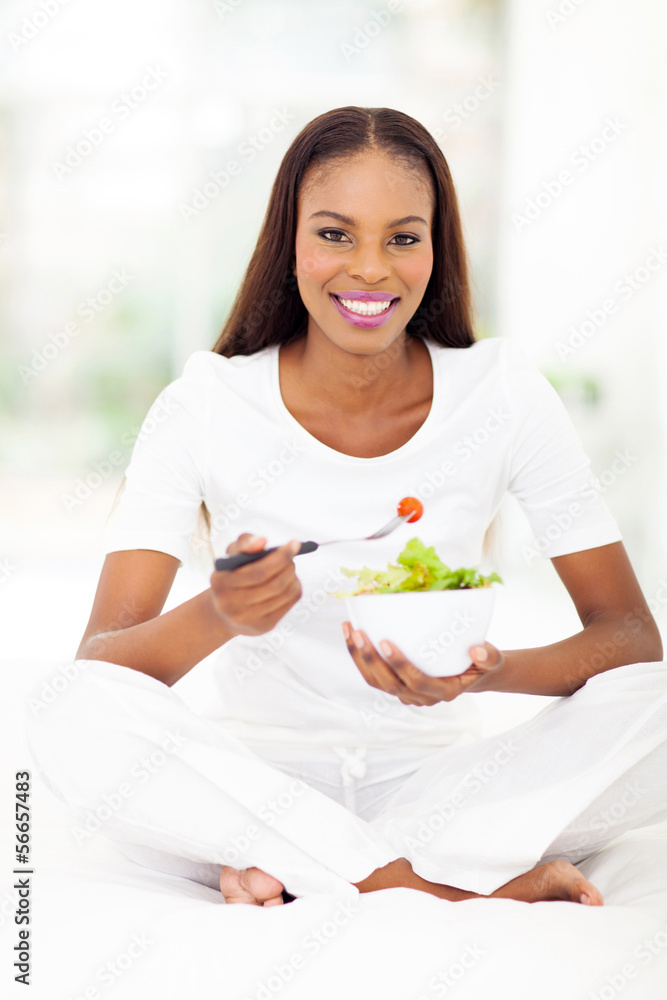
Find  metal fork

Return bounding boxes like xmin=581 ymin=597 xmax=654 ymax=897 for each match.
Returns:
xmin=214 ymin=512 xmax=414 ymax=571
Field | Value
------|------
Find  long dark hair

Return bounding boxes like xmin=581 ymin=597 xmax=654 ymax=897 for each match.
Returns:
xmin=212 ymin=106 xmax=477 ymax=357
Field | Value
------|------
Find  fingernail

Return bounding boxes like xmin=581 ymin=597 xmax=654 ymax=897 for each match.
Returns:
xmin=342 ymin=622 xmax=351 ymax=641
xmin=289 ymin=540 xmax=301 ymax=555
xmin=580 ymin=893 xmax=591 ymax=905
xmin=248 ymin=535 xmax=262 ymax=544
xmin=380 ymin=641 xmax=392 ymax=657
xmin=472 ymin=646 xmax=488 ymax=662
xmin=353 ymin=632 xmax=365 ymax=650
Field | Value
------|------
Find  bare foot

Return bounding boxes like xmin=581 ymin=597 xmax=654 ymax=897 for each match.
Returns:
xmin=219 ymin=865 xmax=285 ymax=906
xmin=491 ymin=859 xmax=604 ymax=906
xmin=354 ymin=857 xmax=603 ymax=906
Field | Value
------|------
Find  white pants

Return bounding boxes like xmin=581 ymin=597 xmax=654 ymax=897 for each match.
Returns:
xmin=25 ymin=658 xmax=667 ymax=898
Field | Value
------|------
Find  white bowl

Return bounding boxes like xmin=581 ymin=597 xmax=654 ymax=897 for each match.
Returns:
xmin=344 ymin=587 xmax=497 ymax=677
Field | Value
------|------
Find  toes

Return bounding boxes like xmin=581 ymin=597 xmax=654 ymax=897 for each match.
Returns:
xmin=219 ymin=866 xmax=285 ymax=906
xmin=243 ymin=867 xmax=285 ymax=904
xmin=545 ymin=861 xmax=604 ymax=906
xmin=219 ymin=865 xmax=259 ymax=905
xmin=577 ymin=881 xmax=604 ymax=907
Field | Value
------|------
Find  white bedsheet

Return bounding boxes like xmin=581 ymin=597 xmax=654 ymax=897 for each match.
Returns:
xmin=5 ymin=652 xmax=667 ymax=1000
xmin=10 ymin=787 xmax=667 ymax=1000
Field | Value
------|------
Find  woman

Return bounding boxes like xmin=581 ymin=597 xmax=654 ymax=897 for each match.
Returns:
xmin=28 ymin=106 xmax=667 ymax=910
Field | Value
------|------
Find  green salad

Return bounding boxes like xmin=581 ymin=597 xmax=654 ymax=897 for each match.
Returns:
xmin=339 ymin=537 xmax=502 ymax=595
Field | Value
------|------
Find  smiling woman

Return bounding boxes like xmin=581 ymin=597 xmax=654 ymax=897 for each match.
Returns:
xmin=212 ymin=105 xmax=474 ymax=357
xmin=26 ymin=107 xmax=667 ymax=920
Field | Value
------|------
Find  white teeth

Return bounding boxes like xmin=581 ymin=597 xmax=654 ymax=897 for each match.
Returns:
xmin=335 ymin=296 xmax=396 ymax=316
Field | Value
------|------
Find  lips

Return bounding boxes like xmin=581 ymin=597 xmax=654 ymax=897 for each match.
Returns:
xmin=332 ymin=290 xmax=397 ymax=302
xmin=330 ymin=292 xmax=400 ymax=329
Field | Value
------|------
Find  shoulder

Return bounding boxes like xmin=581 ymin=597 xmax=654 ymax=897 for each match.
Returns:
xmin=157 ymin=347 xmax=275 ymax=408
xmin=427 ymin=336 xmax=513 ymax=388
xmin=178 ymin=347 xmax=274 ymax=384
xmin=429 ymin=336 xmax=556 ymax=393
xmin=428 ymin=335 xmax=507 ymax=368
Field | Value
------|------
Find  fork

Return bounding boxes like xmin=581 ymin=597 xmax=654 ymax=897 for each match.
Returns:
xmin=214 ymin=511 xmax=414 ymax=571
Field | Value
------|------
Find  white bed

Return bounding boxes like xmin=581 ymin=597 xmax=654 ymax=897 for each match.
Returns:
xmin=4 ymin=568 xmax=667 ymax=1000
xmin=18 ymin=792 xmax=667 ymax=1000
xmin=5 ymin=663 xmax=667 ymax=1000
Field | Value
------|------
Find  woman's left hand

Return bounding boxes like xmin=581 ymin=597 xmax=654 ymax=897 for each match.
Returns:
xmin=342 ymin=621 xmax=505 ymax=705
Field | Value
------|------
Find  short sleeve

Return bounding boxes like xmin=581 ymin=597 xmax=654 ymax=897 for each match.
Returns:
xmin=503 ymin=340 xmax=623 ymax=559
xmin=103 ymin=353 xmax=213 ymax=564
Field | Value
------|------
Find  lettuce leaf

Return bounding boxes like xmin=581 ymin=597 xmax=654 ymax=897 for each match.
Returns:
xmin=339 ymin=537 xmax=502 ymax=595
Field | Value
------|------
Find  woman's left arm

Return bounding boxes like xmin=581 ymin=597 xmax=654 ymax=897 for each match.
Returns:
xmin=472 ymin=541 xmax=663 ymax=696
xmin=344 ymin=541 xmax=663 ymax=703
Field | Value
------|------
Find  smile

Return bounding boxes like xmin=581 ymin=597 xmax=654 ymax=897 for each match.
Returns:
xmin=330 ymin=294 xmax=400 ymax=328
xmin=334 ymin=296 xmax=396 ymax=316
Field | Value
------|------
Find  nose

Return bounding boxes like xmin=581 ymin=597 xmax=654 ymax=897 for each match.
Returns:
xmin=345 ymin=241 xmax=391 ymax=284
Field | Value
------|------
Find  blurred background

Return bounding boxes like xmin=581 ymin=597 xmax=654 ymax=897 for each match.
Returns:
xmin=1 ymin=0 xmax=666 ymax=684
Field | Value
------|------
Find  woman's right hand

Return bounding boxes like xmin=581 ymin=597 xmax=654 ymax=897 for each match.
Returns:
xmin=209 ymin=534 xmax=303 ymax=638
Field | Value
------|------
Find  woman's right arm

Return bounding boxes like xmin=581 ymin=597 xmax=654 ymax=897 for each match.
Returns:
xmin=76 ymin=535 xmax=302 ymax=687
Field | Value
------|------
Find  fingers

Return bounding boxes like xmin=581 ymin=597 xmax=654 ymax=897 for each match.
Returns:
xmin=377 ymin=639 xmax=460 ymax=704
xmin=217 ymin=537 xmax=301 ymax=591
xmin=342 ymin=624 xmax=443 ymax=706
xmin=209 ymin=535 xmax=303 ymax=636
xmin=341 ymin=626 xmax=507 ymax=705
xmin=468 ymin=642 xmax=505 ymax=673
xmin=456 ymin=642 xmax=505 ymax=692
xmin=345 ymin=628 xmax=411 ymax=698
xmin=225 ymin=533 xmax=267 ymax=556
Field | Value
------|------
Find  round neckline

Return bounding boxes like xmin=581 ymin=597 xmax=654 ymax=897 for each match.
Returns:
xmin=271 ymin=337 xmax=443 ymax=464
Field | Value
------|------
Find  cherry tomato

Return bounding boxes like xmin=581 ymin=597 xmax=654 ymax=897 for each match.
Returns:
xmin=397 ymin=496 xmax=423 ymax=523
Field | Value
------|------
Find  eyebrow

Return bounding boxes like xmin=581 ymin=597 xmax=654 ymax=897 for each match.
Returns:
xmin=308 ymin=210 xmax=429 ymax=228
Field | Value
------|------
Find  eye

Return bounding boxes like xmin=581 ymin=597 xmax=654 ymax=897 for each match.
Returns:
xmin=318 ymin=229 xmax=350 ymax=243
xmin=390 ymin=234 xmax=420 ymax=246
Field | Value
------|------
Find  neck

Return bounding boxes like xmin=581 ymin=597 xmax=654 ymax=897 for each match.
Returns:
xmin=282 ymin=326 xmax=427 ymax=416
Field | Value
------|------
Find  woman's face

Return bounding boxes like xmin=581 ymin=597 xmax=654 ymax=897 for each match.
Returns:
xmin=293 ymin=151 xmax=435 ymax=355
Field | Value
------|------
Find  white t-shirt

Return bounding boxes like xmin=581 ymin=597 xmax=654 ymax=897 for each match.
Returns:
xmin=104 ymin=336 xmax=623 ymax=753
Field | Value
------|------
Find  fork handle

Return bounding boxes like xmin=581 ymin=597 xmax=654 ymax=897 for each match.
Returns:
xmin=214 ymin=540 xmax=319 ymax=572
